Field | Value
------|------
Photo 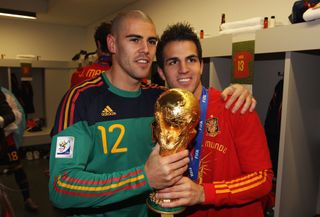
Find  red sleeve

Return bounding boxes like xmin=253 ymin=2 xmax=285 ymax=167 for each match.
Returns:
xmin=203 ymin=169 xmax=273 ymax=206
xmin=202 ymin=108 xmax=273 ymax=206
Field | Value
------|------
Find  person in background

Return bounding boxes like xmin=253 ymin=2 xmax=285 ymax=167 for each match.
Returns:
xmin=0 ymin=89 xmax=15 ymax=217
xmin=154 ymin=22 xmax=273 ymax=217
xmin=70 ymin=22 xmax=112 ymax=87
xmin=49 ymin=10 xmax=256 ymax=217
xmin=0 ymin=87 xmax=39 ymax=212
xmin=0 ymin=89 xmax=15 ymax=147
xmin=1 ymin=87 xmax=26 ymax=147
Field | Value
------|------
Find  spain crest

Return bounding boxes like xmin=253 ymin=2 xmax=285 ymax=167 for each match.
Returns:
xmin=205 ymin=116 xmax=220 ymax=137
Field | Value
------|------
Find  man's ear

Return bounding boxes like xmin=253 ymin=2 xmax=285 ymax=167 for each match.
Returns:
xmin=157 ymin=66 xmax=166 ymax=81
xmin=97 ymin=40 xmax=101 ymax=50
xmin=200 ymin=59 xmax=204 ymax=76
xmin=107 ymin=34 xmax=116 ymax=54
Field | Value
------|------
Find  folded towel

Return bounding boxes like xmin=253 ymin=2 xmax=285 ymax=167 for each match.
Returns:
xmin=219 ymin=24 xmax=263 ymax=35
xmin=303 ymin=4 xmax=320 ymax=21
xmin=221 ymin=17 xmax=264 ymax=30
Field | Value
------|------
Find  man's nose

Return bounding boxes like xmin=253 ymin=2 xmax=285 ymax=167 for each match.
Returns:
xmin=179 ymin=61 xmax=189 ymax=73
xmin=139 ymin=40 xmax=149 ymax=54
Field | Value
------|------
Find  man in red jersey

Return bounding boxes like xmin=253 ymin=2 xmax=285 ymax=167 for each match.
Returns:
xmin=154 ymin=22 xmax=273 ymax=217
xmin=70 ymin=22 xmax=112 ymax=87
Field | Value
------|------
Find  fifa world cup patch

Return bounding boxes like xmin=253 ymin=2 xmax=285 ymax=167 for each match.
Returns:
xmin=55 ymin=136 xmax=74 ymax=158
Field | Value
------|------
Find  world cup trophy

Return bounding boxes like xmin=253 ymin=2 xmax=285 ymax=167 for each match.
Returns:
xmin=146 ymin=88 xmax=200 ymax=216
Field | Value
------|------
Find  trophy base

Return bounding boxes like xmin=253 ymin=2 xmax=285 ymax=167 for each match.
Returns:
xmin=146 ymin=197 xmax=185 ymax=215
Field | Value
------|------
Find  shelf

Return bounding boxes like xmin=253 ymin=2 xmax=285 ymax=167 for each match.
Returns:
xmin=201 ymin=19 xmax=320 ymax=57
xmin=0 ymin=59 xmax=77 ymax=69
xmin=255 ymin=19 xmax=320 ymax=54
xmin=22 ymin=127 xmax=51 ymax=147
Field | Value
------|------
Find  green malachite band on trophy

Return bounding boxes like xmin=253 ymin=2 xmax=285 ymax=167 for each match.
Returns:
xmin=146 ymin=197 xmax=185 ymax=215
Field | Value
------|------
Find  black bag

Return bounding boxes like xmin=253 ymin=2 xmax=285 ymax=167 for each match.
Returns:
xmin=288 ymin=0 xmax=320 ymax=23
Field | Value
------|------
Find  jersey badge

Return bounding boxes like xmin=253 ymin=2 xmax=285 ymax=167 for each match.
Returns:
xmin=101 ymin=105 xmax=116 ymax=116
xmin=55 ymin=136 xmax=74 ymax=158
xmin=205 ymin=116 xmax=220 ymax=137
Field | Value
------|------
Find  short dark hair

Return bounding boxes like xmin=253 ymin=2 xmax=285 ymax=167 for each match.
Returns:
xmin=110 ymin=10 xmax=154 ymax=36
xmin=94 ymin=22 xmax=111 ymax=53
xmin=156 ymin=22 xmax=202 ymax=70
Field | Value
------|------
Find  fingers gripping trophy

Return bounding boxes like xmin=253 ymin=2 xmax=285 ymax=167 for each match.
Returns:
xmin=146 ymin=88 xmax=200 ymax=217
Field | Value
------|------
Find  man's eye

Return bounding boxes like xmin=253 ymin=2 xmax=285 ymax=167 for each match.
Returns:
xmin=148 ymin=39 xmax=158 ymax=45
xmin=130 ymin=38 xmax=140 ymax=42
xmin=188 ymin=57 xmax=197 ymax=62
xmin=168 ymin=60 xmax=177 ymax=65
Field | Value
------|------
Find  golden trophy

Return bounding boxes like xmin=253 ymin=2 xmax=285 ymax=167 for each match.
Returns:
xmin=146 ymin=88 xmax=200 ymax=217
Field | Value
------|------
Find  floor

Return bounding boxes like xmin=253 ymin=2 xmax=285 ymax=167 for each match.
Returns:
xmin=0 ymin=158 xmax=66 ymax=217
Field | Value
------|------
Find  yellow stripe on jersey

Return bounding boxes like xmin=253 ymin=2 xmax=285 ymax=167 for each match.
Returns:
xmin=57 ymin=174 xmax=145 ymax=192
xmin=214 ymin=171 xmax=259 ymax=185
xmin=214 ymin=170 xmax=268 ymax=194
xmin=63 ymin=77 xmax=102 ymax=129
xmin=215 ymin=171 xmax=263 ymax=189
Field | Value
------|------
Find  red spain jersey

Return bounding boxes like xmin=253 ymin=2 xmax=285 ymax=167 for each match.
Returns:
xmin=181 ymin=88 xmax=273 ymax=217
xmin=70 ymin=56 xmax=111 ymax=87
xmin=233 ymin=51 xmax=253 ymax=79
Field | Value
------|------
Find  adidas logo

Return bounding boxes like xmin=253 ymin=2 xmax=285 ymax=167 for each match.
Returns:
xmin=101 ymin=105 xmax=116 ymax=116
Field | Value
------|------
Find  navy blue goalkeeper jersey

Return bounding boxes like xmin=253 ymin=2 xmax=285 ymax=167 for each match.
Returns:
xmin=49 ymin=73 xmax=165 ymax=217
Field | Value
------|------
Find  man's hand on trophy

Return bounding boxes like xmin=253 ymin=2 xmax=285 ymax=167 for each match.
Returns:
xmin=145 ymin=144 xmax=190 ymax=190
xmin=221 ymin=83 xmax=256 ymax=114
xmin=154 ymin=176 xmax=205 ymax=207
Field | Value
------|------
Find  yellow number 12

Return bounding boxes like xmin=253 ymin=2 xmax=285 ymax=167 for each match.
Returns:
xmin=97 ymin=124 xmax=127 ymax=155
